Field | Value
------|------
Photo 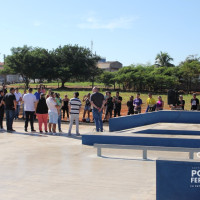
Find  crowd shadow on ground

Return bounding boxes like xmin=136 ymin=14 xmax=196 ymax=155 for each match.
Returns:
xmin=0 ymin=129 xmax=82 ymax=140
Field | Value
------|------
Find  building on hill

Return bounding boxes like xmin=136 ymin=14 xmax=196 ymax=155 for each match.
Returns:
xmin=97 ymin=61 xmax=122 ymax=72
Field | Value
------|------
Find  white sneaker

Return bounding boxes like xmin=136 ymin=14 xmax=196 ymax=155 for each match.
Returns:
xmin=76 ymin=133 xmax=81 ymax=136
xmin=53 ymin=132 xmax=56 ymax=136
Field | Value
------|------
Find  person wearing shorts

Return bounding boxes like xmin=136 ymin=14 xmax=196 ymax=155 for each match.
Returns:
xmin=46 ymin=92 xmax=58 ymax=135
xmin=82 ymin=93 xmax=91 ymax=122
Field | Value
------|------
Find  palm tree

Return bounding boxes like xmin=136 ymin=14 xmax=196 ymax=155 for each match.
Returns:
xmin=155 ymin=51 xmax=174 ymax=67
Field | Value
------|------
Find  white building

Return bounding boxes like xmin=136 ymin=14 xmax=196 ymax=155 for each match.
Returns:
xmin=97 ymin=61 xmax=122 ymax=72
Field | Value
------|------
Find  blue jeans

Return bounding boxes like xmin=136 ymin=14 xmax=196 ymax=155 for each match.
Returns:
xmin=58 ymin=113 xmax=61 ymax=131
xmin=6 ymin=110 xmax=15 ymax=130
xmin=15 ymin=105 xmax=20 ymax=119
xmin=92 ymin=108 xmax=103 ymax=132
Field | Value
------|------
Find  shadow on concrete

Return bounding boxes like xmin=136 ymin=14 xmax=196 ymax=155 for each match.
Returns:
xmin=100 ymin=155 xmax=154 ymax=162
xmin=133 ymin=129 xmax=200 ymax=136
xmin=0 ymin=130 xmax=82 ymax=140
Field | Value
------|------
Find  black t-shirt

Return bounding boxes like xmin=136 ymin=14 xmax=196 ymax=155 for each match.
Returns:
xmin=127 ymin=100 xmax=134 ymax=110
xmin=177 ymin=100 xmax=185 ymax=110
xmin=106 ymin=97 xmax=113 ymax=110
xmin=191 ymin=98 xmax=199 ymax=110
xmin=0 ymin=96 xmax=4 ymax=110
xmin=36 ymin=98 xmax=48 ymax=114
xmin=114 ymin=96 xmax=122 ymax=109
xmin=3 ymin=93 xmax=16 ymax=110
xmin=90 ymin=92 xmax=104 ymax=108
xmin=3 ymin=88 xmax=7 ymax=95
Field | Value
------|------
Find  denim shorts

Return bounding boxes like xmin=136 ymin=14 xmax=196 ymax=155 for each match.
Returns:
xmin=49 ymin=112 xmax=58 ymax=124
xmin=84 ymin=105 xmax=91 ymax=111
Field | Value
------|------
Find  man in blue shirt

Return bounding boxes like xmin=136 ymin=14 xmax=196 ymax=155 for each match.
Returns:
xmin=34 ymin=88 xmax=41 ymax=101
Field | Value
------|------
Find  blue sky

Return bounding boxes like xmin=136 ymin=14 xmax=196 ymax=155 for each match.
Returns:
xmin=0 ymin=0 xmax=200 ymax=66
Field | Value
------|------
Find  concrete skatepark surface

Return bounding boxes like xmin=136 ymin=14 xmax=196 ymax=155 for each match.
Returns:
xmin=0 ymin=121 xmax=200 ymax=200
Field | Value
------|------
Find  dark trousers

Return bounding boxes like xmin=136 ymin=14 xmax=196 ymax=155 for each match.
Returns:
xmin=114 ymin=108 xmax=121 ymax=117
xmin=5 ymin=109 xmax=15 ymax=130
xmin=63 ymin=107 xmax=69 ymax=118
xmin=127 ymin=108 xmax=134 ymax=115
xmin=25 ymin=111 xmax=35 ymax=130
xmin=0 ymin=109 xmax=4 ymax=128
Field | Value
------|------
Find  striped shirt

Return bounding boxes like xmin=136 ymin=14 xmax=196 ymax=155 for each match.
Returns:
xmin=69 ymin=98 xmax=81 ymax=114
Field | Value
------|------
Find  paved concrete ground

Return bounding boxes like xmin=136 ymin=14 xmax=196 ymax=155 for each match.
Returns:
xmin=0 ymin=121 xmax=200 ymax=200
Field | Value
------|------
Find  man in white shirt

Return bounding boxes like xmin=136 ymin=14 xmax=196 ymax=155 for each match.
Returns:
xmin=23 ymin=88 xmax=37 ymax=132
xmin=14 ymin=88 xmax=22 ymax=120
xmin=46 ymin=92 xmax=58 ymax=134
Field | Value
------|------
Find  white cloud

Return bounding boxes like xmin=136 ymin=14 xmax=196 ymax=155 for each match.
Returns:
xmin=33 ymin=21 xmax=42 ymax=27
xmin=78 ymin=16 xmax=138 ymax=30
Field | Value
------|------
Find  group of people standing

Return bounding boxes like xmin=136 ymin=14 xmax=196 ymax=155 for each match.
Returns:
xmin=0 ymin=85 xmax=200 ymax=135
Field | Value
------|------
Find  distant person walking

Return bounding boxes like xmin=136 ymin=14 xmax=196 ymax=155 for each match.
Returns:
xmin=68 ymin=92 xmax=81 ymax=136
xmin=90 ymin=87 xmax=105 ymax=132
xmin=23 ymin=88 xmax=37 ymax=132
xmin=46 ymin=92 xmax=58 ymax=134
xmin=36 ymin=93 xmax=48 ymax=133
xmin=14 ymin=88 xmax=22 ymax=120
xmin=3 ymin=88 xmax=16 ymax=132
xmin=0 ymin=90 xmax=5 ymax=130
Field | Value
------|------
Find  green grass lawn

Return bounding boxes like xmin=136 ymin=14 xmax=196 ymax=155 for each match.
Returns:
xmin=9 ymin=82 xmax=105 ymax=88
xmin=17 ymin=88 xmax=193 ymax=111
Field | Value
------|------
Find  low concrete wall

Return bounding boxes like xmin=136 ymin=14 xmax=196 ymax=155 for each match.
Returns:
xmin=156 ymin=159 xmax=200 ymax=200
xmin=82 ymin=135 xmax=200 ymax=147
xmin=109 ymin=111 xmax=200 ymax=132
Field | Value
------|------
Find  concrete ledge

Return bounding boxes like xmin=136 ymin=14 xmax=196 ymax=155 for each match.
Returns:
xmin=82 ymin=135 xmax=200 ymax=147
xmin=135 ymin=129 xmax=200 ymax=136
xmin=109 ymin=111 xmax=200 ymax=132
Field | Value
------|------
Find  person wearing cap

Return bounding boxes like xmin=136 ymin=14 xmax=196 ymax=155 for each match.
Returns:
xmin=177 ymin=95 xmax=185 ymax=110
xmin=191 ymin=93 xmax=199 ymax=110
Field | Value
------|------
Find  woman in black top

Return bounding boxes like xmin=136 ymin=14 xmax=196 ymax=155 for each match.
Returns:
xmin=36 ymin=93 xmax=48 ymax=133
xmin=127 ymin=96 xmax=134 ymax=115
xmin=62 ymin=95 xmax=69 ymax=120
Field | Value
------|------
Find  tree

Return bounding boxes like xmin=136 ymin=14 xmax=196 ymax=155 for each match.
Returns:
xmin=4 ymin=45 xmax=34 ymax=88
xmin=54 ymin=45 xmax=100 ymax=88
xmin=155 ymin=51 xmax=174 ymax=67
xmin=99 ymin=71 xmax=115 ymax=88
xmin=179 ymin=59 xmax=200 ymax=93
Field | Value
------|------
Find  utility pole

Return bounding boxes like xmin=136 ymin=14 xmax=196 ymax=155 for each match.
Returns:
xmin=91 ymin=40 xmax=93 ymax=53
